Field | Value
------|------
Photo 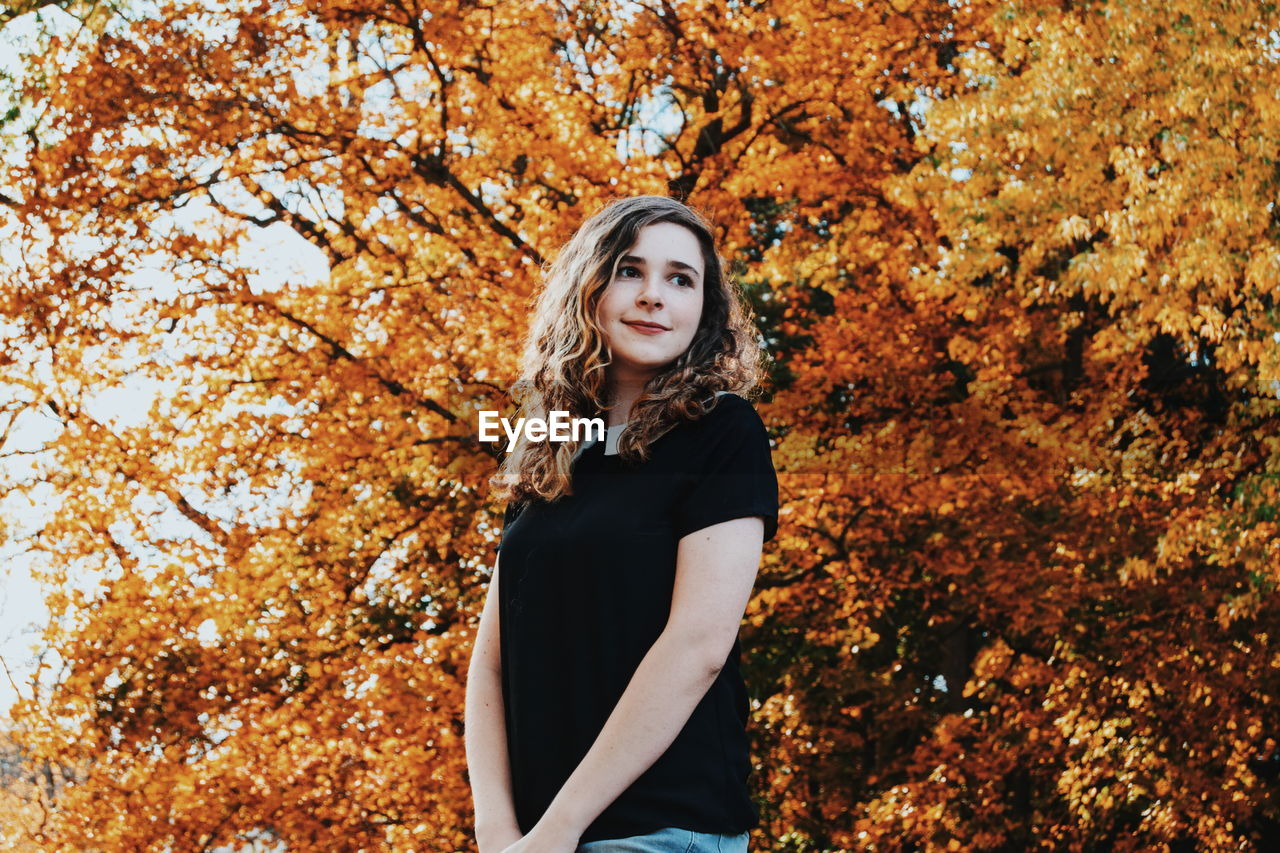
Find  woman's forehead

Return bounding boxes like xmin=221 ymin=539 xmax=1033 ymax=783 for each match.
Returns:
xmin=623 ymin=222 xmax=704 ymax=273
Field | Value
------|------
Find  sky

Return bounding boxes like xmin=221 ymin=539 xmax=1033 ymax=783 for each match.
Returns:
xmin=0 ymin=0 xmax=680 ymax=717
xmin=0 ymin=413 xmax=57 ymax=714
xmin=3 ymin=0 xmax=1277 ymax=718
xmin=0 ymin=7 xmax=336 ymax=714
xmin=0 ymin=234 xmax=329 ymax=716
xmin=0 ymin=7 xmax=59 ymax=718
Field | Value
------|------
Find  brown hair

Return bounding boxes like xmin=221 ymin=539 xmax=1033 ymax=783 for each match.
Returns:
xmin=489 ymin=195 xmax=764 ymax=503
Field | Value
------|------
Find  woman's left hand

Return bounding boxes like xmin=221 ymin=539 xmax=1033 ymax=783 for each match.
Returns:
xmin=498 ymin=820 xmax=581 ymax=853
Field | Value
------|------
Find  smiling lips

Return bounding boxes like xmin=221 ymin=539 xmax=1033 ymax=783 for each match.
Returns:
xmin=623 ymin=320 xmax=668 ymax=334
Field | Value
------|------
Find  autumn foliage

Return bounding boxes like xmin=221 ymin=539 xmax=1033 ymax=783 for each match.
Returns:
xmin=1 ymin=0 xmax=1278 ymax=850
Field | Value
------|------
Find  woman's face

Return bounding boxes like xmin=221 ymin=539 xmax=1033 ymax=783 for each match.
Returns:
xmin=595 ymin=222 xmax=706 ymax=386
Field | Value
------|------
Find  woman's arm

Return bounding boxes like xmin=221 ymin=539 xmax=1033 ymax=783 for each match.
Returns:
xmin=465 ymin=558 xmax=524 ymax=852
xmin=509 ymin=517 xmax=766 ymax=850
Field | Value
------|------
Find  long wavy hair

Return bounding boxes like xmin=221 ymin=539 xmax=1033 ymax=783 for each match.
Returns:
xmin=489 ymin=195 xmax=764 ymax=504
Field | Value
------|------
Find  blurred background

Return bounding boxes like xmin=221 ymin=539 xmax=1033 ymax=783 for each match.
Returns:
xmin=1 ymin=0 xmax=1278 ymax=849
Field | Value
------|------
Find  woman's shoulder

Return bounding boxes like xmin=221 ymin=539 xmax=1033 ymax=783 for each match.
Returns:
xmin=670 ymin=391 xmax=776 ymax=479
xmin=703 ymin=390 xmax=762 ymax=419
xmin=683 ymin=391 xmax=768 ymax=439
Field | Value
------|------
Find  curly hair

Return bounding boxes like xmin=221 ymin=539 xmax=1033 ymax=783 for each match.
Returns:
xmin=489 ymin=195 xmax=764 ymax=503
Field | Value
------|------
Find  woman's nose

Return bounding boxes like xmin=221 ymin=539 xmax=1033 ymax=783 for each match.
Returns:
xmin=636 ymin=274 xmax=663 ymax=306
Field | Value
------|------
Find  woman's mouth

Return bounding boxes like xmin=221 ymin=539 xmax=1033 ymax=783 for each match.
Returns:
xmin=623 ymin=321 xmax=668 ymax=335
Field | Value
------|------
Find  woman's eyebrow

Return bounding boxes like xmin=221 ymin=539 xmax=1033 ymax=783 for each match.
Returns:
xmin=619 ymin=255 xmax=702 ymax=279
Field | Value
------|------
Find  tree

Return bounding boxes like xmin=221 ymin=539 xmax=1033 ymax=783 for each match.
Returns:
xmin=1 ymin=0 xmax=1277 ymax=850
xmin=857 ymin=0 xmax=1280 ymax=848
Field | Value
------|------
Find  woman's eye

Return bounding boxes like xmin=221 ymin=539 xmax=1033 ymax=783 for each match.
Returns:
xmin=617 ymin=265 xmax=693 ymax=287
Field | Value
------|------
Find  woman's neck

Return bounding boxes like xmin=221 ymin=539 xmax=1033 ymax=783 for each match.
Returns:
xmin=604 ymin=374 xmax=651 ymax=426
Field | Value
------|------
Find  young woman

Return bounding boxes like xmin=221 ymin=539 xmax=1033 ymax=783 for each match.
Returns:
xmin=465 ymin=195 xmax=778 ymax=853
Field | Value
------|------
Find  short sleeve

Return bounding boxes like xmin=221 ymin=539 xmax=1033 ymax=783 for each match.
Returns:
xmin=673 ymin=397 xmax=779 ymax=542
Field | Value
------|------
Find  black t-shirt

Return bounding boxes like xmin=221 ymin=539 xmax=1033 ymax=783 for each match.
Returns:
xmin=495 ymin=392 xmax=778 ymax=842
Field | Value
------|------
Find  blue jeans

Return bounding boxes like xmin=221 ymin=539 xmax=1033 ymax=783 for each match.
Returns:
xmin=576 ymin=827 xmax=750 ymax=853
